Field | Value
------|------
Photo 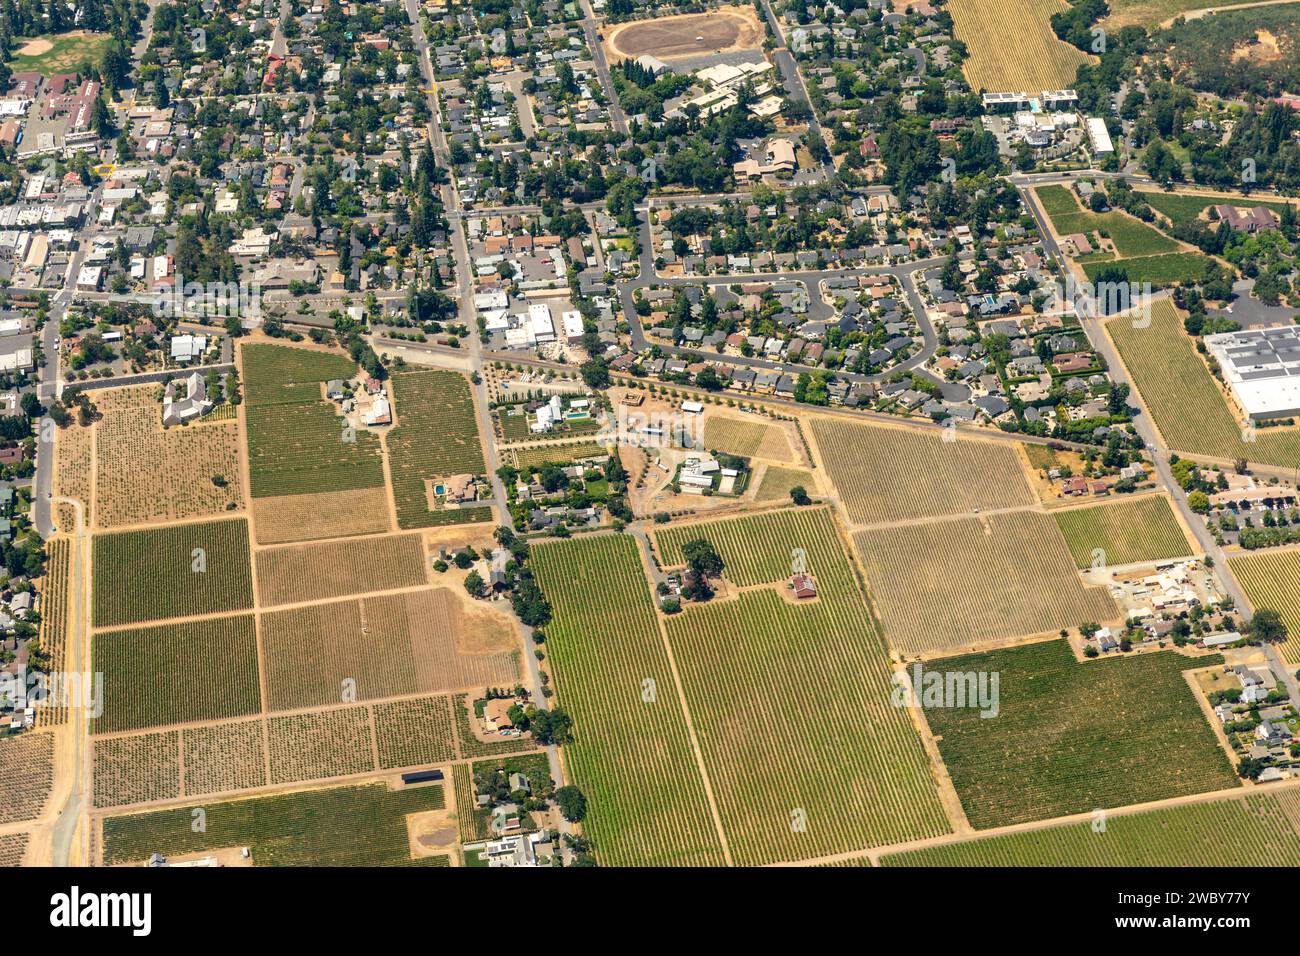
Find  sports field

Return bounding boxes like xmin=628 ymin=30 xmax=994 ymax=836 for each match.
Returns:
xmin=1106 ymin=299 xmax=1300 ymax=467
xmin=656 ymin=509 xmax=950 ymax=865
xmin=853 ymin=511 xmax=1119 ymax=655
xmin=93 ymin=614 xmax=261 ymax=733
xmin=1052 ymin=495 xmax=1194 ymax=568
xmin=387 ymin=369 xmax=492 ymax=529
xmin=809 ymin=418 xmax=1035 ymax=525
xmin=7 ymin=32 xmax=111 ymax=73
xmin=91 ymin=518 xmax=254 ymax=627
xmin=926 ymin=640 xmax=1237 ymax=829
xmin=100 ymin=782 xmax=450 ymax=866
xmin=883 ymin=790 xmax=1300 ymax=865
xmin=532 ymin=534 xmax=728 ymax=866
xmin=948 ymin=0 xmax=1094 ymax=92
xmin=604 ymin=6 xmax=764 ymax=62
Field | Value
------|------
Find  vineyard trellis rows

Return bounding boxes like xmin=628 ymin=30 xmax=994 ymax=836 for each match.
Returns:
xmin=1052 ymin=495 xmax=1194 ymax=569
xmin=36 ymin=539 xmax=71 ymax=727
xmin=1228 ymin=549 xmax=1300 ymax=665
xmin=655 ymin=508 xmax=950 ymax=864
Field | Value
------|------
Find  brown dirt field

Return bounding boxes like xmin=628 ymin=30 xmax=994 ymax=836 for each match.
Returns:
xmin=702 ymin=412 xmax=796 ymax=462
xmin=17 ymin=39 xmax=53 ymax=55
xmin=254 ymin=532 xmax=429 ymax=606
xmin=252 ymin=487 xmax=392 ymax=545
xmin=407 ymin=807 xmax=458 ymax=860
xmin=604 ymin=5 xmax=765 ymax=62
xmin=260 ymin=588 xmax=519 ymax=711
xmin=454 ymin=595 xmax=522 ymax=655
xmin=93 ymin=385 xmax=243 ymax=528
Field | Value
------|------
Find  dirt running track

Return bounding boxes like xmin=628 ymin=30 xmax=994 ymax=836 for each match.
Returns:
xmin=604 ymin=6 xmax=765 ymax=63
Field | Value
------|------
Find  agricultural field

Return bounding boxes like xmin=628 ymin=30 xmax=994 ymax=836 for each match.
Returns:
xmin=0 ymin=732 xmax=54 ymax=824
xmin=251 ymin=487 xmax=392 ymax=545
xmin=1229 ymin=549 xmax=1300 ymax=664
xmin=854 ymin=511 xmax=1119 ymax=655
xmin=93 ymin=385 xmax=243 ymax=528
xmin=241 ymin=343 xmax=385 ymax=499
xmin=656 ymin=509 xmax=950 ymax=865
xmin=809 ymin=417 xmax=1035 ymax=525
xmin=54 ymin=419 xmax=92 ymax=525
xmin=926 ymin=639 xmax=1237 ymax=829
xmin=260 ymin=589 xmax=518 ymax=711
xmin=1105 ymin=0 xmax=1219 ymax=29
xmin=181 ymin=720 xmax=269 ymax=796
xmin=36 ymin=539 xmax=71 ymax=728
xmin=1107 ymin=300 xmax=1300 ymax=467
xmin=453 ymin=763 xmax=491 ymax=844
xmin=883 ymin=789 xmax=1300 ymax=865
xmin=1081 ymin=251 xmax=1218 ymax=286
xmin=387 ymin=370 xmax=489 ymax=529
xmin=510 ymin=440 xmax=608 ymax=469
xmin=753 ymin=465 xmax=816 ymax=502
xmin=92 ymin=614 xmax=261 ymax=733
xmin=948 ymin=0 xmax=1093 ymax=93
xmin=373 ymin=695 xmax=457 ymax=769
xmin=1052 ymin=495 xmax=1194 ymax=568
xmin=266 ymin=708 xmax=376 ymax=785
xmin=702 ymin=415 xmax=795 ymax=462
xmin=255 ymin=533 xmax=427 ymax=607
xmin=92 ymin=731 xmax=181 ymax=809
xmin=532 ymin=534 xmax=728 ymax=866
xmin=91 ymin=519 xmax=254 ymax=627
xmin=100 ymin=782 xmax=449 ymax=866
xmin=0 ymin=834 xmax=28 ymax=866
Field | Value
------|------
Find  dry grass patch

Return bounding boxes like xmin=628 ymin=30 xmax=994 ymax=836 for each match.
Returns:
xmin=182 ymin=719 xmax=268 ymax=796
xmin=255 ymin=533 xmax=427 ymax=606
xmin=260 ymin=589 xmax=518 ymax=711
xmin=810 ymin=417 xmax=1036 ymax=524
xmin=753 ymin=465 xmax=815 ymax=502
xmin=55 ymin=420 xmax=92 ymax=524
xmin=252 ymin=487 xmax=392 ymax=545
xmin=267 ymin=707 xmax=376 ymax=785
xmin=93 ymin=731 xmax=181 ymax=809
xmin=854 ymin=511 xmax=1120 ymax=656
xmin=93 ymin=385 xmax=242 ymax=528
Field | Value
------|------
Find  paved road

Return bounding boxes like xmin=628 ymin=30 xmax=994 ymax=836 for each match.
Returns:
xmin=755 ymin=0 xmax=831 ymax=182
xmin=1018 ymin=182 xmax=1254 ymax=621
xmin=576 ymin=0 xmax=629 ymax=137
xmin=405 ymin=0 xmax=572 ymax=852
xmin=617 ymin=205 xmax=950 ymax=387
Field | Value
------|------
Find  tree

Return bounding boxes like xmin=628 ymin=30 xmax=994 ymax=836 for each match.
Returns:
xmin=1250 ymin=608 xmax=1288 ymax=644
xmin=530 ymin=707 xmax=573 ymax=745
xmin=1188 ymin=491 xmax=1210 ymax=514
xmin=681 ymin=538 xmax=724 ymax=600
xmin=464 ymin=570 xmax=485 ymax=598
xmin=555 ymin=785 xmax=587 ymax=822
xmin=789 ymin=485 xmax=811 ymax=506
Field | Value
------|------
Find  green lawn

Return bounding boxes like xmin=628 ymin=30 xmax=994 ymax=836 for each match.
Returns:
xmin=1141 ymin=190 xmax=1297 ymax=229
xmin=1083 ymin=251 xmax=1216 ymax=287
xmin=925 ymin=639 xmax=1237 ymax=830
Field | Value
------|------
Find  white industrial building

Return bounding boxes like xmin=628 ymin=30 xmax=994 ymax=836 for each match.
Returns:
xmin=1205 ymin=327 xmax=1300 ymax=421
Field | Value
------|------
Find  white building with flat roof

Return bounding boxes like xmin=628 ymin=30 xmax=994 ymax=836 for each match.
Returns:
xmin=528 ymin=303 xmax=556 ymax=343
xmin=1205 ymin=327 xmax=1300 ymax=421
xmin=1085 ymin=117 xmax=1114 ymax=155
